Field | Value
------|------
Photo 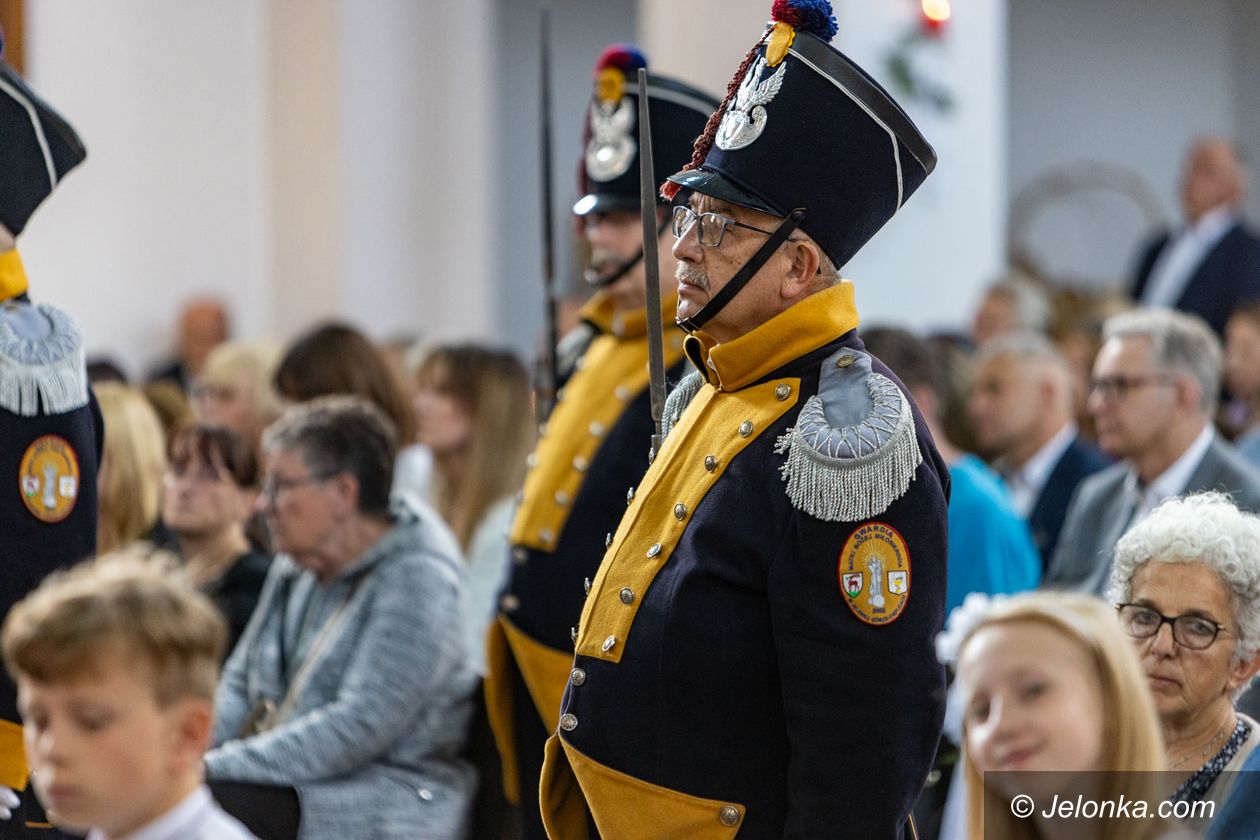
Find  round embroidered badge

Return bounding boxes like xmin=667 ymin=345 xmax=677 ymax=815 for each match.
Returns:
xmin=18 ymin=435 xmax=80 ymax=524
xmin=838 ymin=522 xmax=911 ymax=626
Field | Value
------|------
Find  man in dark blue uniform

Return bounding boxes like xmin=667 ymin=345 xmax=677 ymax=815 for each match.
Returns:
xmin=539 ymin=3 xmax=949 ymax=837
xmin=0 ymin=33 xmax=100 ymax=838
xmin=483 ymin=44 xmax=717 ymax=839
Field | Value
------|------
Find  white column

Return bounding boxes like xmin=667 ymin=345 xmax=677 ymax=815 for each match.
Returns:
xmin=333 ymin=0 xmax=496 ymax=344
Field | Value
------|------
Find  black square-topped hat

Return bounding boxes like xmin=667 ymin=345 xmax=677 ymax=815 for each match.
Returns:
xmin=0 ymin=32 xmax=87 ymax=236
xmin=574 ymin=44 xmax=719 ymax=217
xmin=665 ymin=0 xmax=936 ymax=268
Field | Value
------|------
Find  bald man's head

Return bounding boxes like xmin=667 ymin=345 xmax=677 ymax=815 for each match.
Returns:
xmin=1180 ymin=137 xmax=1247 ymax=223
xmin=178 ymin=299 xmax=230 ymax=378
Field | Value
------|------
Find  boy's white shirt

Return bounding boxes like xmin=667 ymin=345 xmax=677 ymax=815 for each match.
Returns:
xmin=85 ymin=786 xmax=257 ymax=840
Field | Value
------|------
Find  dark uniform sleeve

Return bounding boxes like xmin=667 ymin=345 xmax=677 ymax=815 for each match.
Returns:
xmin=768 ymin=429 xmax=948 ymax=837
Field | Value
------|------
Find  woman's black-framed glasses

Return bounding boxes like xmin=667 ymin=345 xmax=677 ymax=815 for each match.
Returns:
xmin=1116 ymin=603 xmax=1230 ymax=650
xmin=671 ymin=205 xmax=778 ymax=248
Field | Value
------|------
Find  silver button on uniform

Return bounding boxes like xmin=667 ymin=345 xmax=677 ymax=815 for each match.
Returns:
xmin=559 ymin=713 xmax=578 ymax=732
xmin=647 ymin=543 xmax=661 ymax=558
xmin=718 ymin=805 xmax=740 ymax=827
xmin=555 ymin=490 xmax=569 ymax=506
xmin=619 ymin=587 xmax=635 ymax=605
xmin=602 ymin=635 xmax=617 ymax=652
xmin=674 ymin=503 xmax=687 ymax=520
xmin=704 ymin=455 xmax=718 ymax=472
xmin=775 ymin=383 xmax=792 ymax=401
xmin=626 ymin=486 xmax=636 ymax=503
xmin=589 ymin=421 xmax=605 ymax=437
xmin=500 ymin=594 xmax=520 ymax=612
xmin=738 ymin=420 xmax=753 ymax=437
xmin=571 ymin=668 xmax=586 ymax=686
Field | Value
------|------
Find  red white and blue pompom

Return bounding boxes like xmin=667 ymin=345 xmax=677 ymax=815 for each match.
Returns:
xmin=594 ymin=44 xmax=648 ymax=77
xmin=771 ymin=0 xmax=839 ymax=42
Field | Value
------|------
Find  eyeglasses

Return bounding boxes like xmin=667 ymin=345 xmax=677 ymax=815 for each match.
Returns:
xmin=671 ymin=205 xmax=780 ymax=248
xmin=165 ymin=463 xmax=230 ymax=486
xmin=1087 ymin=373 xmax=1177 ymax=401
xmin=259 ymin=472 xmax=335 ymax=501
xmin=1116 ymin=603 xmax=1231 ymax=650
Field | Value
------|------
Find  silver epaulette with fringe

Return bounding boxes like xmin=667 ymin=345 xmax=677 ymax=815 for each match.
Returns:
xmin=774 ymin=349 xmax=921 ymax=522
xmin=0 ymin=302 xmax=89 ymax=416
xmin=661 ymin=370 xmax=704 ymax=441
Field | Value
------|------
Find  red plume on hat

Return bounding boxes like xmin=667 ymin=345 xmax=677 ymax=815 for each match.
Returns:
xmin=662 ymin=0 xmax=838 ymax=201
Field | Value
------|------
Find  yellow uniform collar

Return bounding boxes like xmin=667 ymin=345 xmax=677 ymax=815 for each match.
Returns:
xmin=579 ymin=289 xmax=681 ymax=340
xmin=685 ymin=282 xmax=860 ymax=391
xmin=0 ymin=250 xmax=29 ymax=300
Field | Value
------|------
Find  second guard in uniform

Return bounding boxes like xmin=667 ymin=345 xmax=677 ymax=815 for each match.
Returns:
xmin=0 ymin=34 xmax=99 ymax=839
xmin=540 ymin=3 xmax=949 ymax=838
xmin=484 ymin=45 xmax=717 ymax=838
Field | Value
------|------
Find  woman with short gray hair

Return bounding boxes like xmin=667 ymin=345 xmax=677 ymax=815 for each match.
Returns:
xmin=1110 ymin=491 xmax=1260 ymax=816
xmin=206 ymin=395 xmax=475 ymax=840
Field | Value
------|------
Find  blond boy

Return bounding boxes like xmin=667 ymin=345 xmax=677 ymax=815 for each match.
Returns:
xmin=1 ymin=552 xmax=257 ymax=840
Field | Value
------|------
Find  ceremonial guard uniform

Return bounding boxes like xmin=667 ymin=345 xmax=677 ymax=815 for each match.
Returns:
xmin=0 ymin=39 xmax=98 ymax=838
xmin=540 ymin=4 xmax=949 ymax=838
xmin=483 ymin=46 xmax=716 ymax=837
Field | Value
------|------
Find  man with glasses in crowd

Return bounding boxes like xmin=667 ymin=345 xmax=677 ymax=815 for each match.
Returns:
xmin=538 ymin=3 xmax=948 ymax=836
xmin=1047 ymin=307 xmax=1260 ymax=596
xmin=483 ymin=45 xmax=717 ymax=840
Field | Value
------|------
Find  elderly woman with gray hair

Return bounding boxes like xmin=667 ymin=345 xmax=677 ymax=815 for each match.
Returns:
xmin=204 ymin=396 xmax=475 ymax=840
xmin=1110 ymin=491 xmax=1260 ymax=814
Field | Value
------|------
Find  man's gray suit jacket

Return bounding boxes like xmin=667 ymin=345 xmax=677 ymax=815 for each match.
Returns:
xmin=1045 ymin=436 xmax=1260 ymax=596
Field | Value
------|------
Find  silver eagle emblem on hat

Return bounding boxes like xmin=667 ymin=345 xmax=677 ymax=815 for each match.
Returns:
xmin=715 ymin=56 xmax=787 ymax=151
xmin=585 ymin=98 xmax=637 ymax=182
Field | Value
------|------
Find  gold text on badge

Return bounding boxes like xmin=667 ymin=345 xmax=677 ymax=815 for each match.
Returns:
xmin=838 ymin=522 xmax=911 ymax=626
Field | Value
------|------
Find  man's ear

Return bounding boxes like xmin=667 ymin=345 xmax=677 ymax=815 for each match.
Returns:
xmin=329 ymin=472 xmax=360 ymax=517
xmin=780 ymin=240 xmax=822 ymax=300
xmin=1174 ymin=374 xmax=1202 ymax=413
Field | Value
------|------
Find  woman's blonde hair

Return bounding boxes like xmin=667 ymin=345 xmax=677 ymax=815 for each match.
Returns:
xmin=201 ymin=340 xmax=284 ymax=444
xmin=959 ymin=593 xmax=1167 ymax=840
xmin=417 ymin=344 xmax=535 ymax=550
xmin=95 ymin=382 xmax=166 ymax=554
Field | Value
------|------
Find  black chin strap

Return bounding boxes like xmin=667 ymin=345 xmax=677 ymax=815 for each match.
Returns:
xmin=584 ymin=215 xmax=672 ymax=288
xmin=677 ymin=208 xmax=806 ymax=333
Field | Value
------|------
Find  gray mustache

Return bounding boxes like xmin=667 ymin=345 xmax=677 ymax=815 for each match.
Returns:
xmin=676 ymin=263 xmax=709 ymax=292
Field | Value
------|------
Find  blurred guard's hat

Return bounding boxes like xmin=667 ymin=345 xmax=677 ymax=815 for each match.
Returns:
xmin=0 ymin=30 xmax=87 ymax=237
xmin=574 ymin=45 xmax=718 ymax=217
xmin=665 ymin=0 xmax=936 ymax=270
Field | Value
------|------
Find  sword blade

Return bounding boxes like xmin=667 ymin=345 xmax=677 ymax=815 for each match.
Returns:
xmin=637 ymin=68 xmax=667 ymax=456
xmin=537 ymin=4 xmax=559 ymax=417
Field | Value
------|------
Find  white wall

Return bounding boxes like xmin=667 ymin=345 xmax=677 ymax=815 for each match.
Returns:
xmin=835 ymin=0 xmax=1008 ymax=334
xmin=20 ymin=0 xmax=270 ymax=380
xmin=19 ymin=0 xmax=500 ymax=379
xmin=335 ymin=0 xmax=495 ymax=344
xmin=641 ymin=0 xmax=1009 ymax=335
xmin=1007 ymin=0 xmax=1237 ymax=292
